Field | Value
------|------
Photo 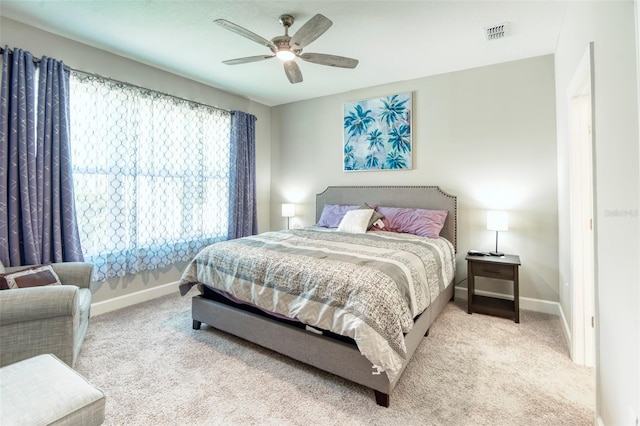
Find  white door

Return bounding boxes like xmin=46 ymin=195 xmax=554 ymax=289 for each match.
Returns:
xmin=568 ymin=44 xmax=596 ymax=367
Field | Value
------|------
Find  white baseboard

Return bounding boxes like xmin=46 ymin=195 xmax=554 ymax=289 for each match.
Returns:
xmin=90 ymin=281 xmax=181 ymax=317
xmin=454 ymin=286 xmax=563 ymax=316
xmin=597 ymin=416 xmax=605 ymax=426
xmin=93 ymin=282 xmax=567 ymax=321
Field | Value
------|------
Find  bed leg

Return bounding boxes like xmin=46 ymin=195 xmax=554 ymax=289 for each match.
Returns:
xmin=374 ymin=390 xmax=390 ymax=407
xmin=193 ymin=320 xmax=202 ymax=330
xmin=425 ymin=328 xmax=430 ymax=337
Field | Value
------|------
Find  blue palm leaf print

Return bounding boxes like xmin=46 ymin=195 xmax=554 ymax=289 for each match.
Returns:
xmin=344 ymin=105 xmax=375 ymax=139
xmin=344 ymin=143 xmax=355 ymax=168
xmin=366 ymin=129 xmax=385 ymax=152
xmin=388 ymin=124 xmax=411 ymax=153
xmin=378 ymin=95 xmax=409 ymax=128
xmin=385 ymin=150 xmax=408 ymax=169
xmin=365 ymin=153 xmax=379 ymax=169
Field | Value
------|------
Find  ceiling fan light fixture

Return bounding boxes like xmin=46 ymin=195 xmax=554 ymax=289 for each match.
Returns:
xmin=276 ymin=49 xmax=296 ymax=61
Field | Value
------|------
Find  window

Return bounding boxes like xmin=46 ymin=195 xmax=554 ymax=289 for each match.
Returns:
xmin=69 ymin=72 xmax=231 ymax=281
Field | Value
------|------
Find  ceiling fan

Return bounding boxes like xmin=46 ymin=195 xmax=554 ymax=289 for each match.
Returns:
xmin=215 ymin=14 xmax=359 ymax=84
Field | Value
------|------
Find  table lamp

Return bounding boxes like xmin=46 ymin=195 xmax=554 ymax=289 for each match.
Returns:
xmin=281 ymin=203 xmax=295 ymax=229
xmin=487 ymin=210 xmax=508 ymax=256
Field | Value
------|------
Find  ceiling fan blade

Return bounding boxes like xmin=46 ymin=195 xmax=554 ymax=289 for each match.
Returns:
xmin=223 ymin=55 xmax=275 ymax=65
xmin=284 ymin=61 xmax=303 ymax=84
xmin=214 ymin=19 xmax=276 ymax=50
xmin=299 ymin=53 xmax=359 ymax=69
xmin=290 ymin=14 xmax=332 ymax=49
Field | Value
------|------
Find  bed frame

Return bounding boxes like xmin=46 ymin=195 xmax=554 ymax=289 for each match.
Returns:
xmin=191 ymin=185 xmax=457 ymax=406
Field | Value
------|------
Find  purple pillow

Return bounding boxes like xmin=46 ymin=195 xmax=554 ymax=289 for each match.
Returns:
xmin=316 ymin=204 xmax=359 ymax=228
xmin=374 ymin=207 xmax=448 ymax=238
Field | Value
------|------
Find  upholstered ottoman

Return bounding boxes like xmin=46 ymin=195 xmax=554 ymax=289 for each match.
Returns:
xmin=0 ymin=354 xmax=105 ymax=425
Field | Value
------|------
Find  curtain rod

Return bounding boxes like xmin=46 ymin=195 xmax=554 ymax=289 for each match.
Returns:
xmin=0 ymin=46 xmax=234 ymax=115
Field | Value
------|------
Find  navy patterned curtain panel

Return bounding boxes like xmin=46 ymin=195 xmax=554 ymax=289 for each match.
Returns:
xmin=228 ymin=110 xmax=258 ymax=240
xmin=0 ymin=47 xmax=83 ymax=266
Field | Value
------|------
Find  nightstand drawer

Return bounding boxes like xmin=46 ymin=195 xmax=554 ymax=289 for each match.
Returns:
xmin=471 ymin=262 xmax=515 ymax=280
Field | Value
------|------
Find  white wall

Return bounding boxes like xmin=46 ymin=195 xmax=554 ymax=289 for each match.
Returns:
xmin=1 ymin=17 xmax=273 ymax=303
xmin=636 ymin=0 xmax=640 ymax=419
xmin=271 ymin=55 xmax=559 ymax=303
xmin=555 ymin=2 xmax=639 ymax=425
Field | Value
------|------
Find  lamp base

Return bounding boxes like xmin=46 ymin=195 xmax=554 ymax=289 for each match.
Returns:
xmin=489 ymin=251 xmax=504 ymax=257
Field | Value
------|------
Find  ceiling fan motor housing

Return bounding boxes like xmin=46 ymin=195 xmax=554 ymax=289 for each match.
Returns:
xmin=271 ymin=35 xmax=299 ymax=55
xmin=279 ymin=14 xmax=295 ymax=29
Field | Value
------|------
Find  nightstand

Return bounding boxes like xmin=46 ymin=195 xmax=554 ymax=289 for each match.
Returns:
xmin=466 ymin=254 xmax=521 ymax=323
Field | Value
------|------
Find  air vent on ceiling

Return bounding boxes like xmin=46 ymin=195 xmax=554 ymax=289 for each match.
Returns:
xmin=484 ymin=22 xmax=511 ymax=41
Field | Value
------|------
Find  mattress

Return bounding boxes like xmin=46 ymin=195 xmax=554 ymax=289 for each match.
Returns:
xmin=179 ymin=226 xmax=455 ymax=381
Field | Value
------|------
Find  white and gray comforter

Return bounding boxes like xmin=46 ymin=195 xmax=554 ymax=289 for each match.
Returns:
xmin=179 ymin=226 xmax=455 ymax=381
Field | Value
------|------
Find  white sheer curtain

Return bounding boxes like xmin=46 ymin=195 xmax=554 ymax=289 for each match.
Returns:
xmin=69 ymin=72 xmax=231 ymax=281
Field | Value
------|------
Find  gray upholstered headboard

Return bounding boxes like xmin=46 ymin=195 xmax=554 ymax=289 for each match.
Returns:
xmin=316 ymin=186 xmax=457 ymax=252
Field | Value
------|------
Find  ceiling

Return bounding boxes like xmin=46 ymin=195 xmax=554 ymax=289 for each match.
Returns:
xmin=0 ymin=1 xmax=567 ymax=107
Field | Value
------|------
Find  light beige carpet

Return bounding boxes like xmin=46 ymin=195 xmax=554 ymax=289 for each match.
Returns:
xmin=76 ymin=290 xmax=594 ymax=425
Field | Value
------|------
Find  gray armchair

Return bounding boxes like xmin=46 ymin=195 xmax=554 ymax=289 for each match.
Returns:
xmin=0 ymin=262 xmax=94 ymax=368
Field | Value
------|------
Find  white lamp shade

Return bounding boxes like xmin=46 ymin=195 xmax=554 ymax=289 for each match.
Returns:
xmin=487 ymin=211 xmax=508 ymax=232
xmin=281 ymin=203 xmax=295 ymax=218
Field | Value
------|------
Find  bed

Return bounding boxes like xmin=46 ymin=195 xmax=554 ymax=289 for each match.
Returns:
xmin=179 ymin=185 xmax=457 ymax=406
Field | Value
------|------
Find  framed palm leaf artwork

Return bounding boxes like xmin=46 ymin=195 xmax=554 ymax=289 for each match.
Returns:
xmin=343 ymin=92 xmax=412 ymax=171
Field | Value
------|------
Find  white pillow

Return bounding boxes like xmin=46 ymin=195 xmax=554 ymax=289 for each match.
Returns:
xmin=337 ymin=209 xmax=374 ymax=234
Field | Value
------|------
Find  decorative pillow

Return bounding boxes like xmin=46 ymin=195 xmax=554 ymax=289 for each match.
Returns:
xmin=316 ymin=204 xmax=360 ymax=228
xmin=373 ymin=207 xmax=448 ymax=238
xmin=359 ymin=203 xmax=384 ymax=229
xmin=0 ymin=265 xmax=62 ymax=290
xmin=337 ymin=209 xmax=375 ymax=234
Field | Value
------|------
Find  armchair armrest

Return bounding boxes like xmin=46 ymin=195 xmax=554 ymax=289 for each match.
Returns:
xmin=2 ymin=262 xmax=93 ymax=291
xmin=0 ymin=286 xmax=79 ymax=326
xmin=51 ymin=262 xmax=94 ymax=291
